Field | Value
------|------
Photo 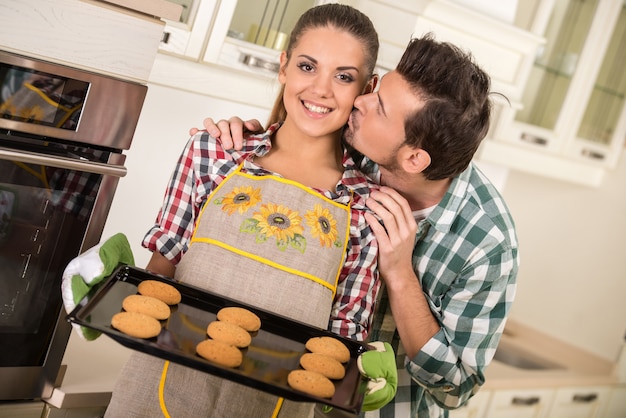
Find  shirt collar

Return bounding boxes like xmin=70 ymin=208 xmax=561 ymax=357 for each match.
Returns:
xmin=424 ymin=164 xmax=473 ymax=233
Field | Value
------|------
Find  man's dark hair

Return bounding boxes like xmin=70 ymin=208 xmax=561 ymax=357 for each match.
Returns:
xmin=397 ymin=34 xmax=492 ymax=180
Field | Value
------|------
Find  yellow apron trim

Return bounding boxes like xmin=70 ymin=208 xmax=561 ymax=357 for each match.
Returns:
xmin=271 ymin=397 xmax=284 ymax=418
xmin=236 ymin=168 xmax=351 ymax=210
xmin=159 ymin=361 xmax=171 ymax=418
xmin=192 ymin=236 xmax=337 ymax=295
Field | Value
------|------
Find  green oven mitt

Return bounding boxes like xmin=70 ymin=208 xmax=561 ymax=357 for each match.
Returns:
xmin=357 ymin=341 xmax=398 ymax=411
xmin=61 ymin=233 xmax=134 ymax=340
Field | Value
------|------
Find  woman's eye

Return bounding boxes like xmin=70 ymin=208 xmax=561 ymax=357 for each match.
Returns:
xmin=337 ymin=73 xmax=355 ymax=83
xmin=297 ymin=62 xmax=314 ymax=72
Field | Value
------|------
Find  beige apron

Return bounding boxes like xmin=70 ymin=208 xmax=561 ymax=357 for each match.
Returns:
xmin=106 ymin=165 xmax=351 ymax=418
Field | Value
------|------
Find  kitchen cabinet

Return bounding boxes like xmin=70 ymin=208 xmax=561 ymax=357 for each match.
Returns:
xmin=547 ymin=385 xmax=611 ymax=417
xmin=449 ymin=389 xmax=491 ymax=418
xmin=604 ymin=384 xmax=626 ymax=418
xmin=159 ymin=0 xmax=318 ymax=77
xmin=0 ymin=0 xmax=180 ymax=83
xmin=483 ymin=388 xmax=555 ymax=418
xmin=479 ymin=0 xmax=626 ymax=187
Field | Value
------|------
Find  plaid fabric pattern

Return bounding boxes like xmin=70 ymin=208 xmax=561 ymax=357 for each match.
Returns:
xmin=362 ymin=162 xmax=519 ymax=418
xmin=142 ymin=124 xmax=381 ymax=341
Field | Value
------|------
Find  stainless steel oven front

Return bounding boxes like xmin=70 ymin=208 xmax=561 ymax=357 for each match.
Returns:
xmin=0 ymin=50 xmax=147 ymax=401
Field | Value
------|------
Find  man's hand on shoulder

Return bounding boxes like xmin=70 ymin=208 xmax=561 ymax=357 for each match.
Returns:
xmin=190 ymin=117 xmax=263 ymax=150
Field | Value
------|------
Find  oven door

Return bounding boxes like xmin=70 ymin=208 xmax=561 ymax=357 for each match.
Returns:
xmin=0 ymin=136 xmax=125 ymax=400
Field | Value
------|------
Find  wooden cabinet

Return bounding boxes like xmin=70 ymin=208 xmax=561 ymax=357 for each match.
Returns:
xmin=0 ymin=0 xmax=177 ymax=83
xmin=479 ymin=0 xmax=626 ymax=186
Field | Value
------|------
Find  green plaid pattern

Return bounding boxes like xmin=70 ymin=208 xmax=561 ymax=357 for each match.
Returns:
xmin=362 ymin=163 xmax=519 ymax=418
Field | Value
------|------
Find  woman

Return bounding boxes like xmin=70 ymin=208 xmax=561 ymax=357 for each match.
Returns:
xmin=105 ymin=4 xmax=382 ymax=417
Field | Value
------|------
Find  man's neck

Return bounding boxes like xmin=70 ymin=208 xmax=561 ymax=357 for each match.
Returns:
xmin=379 ymin=169 xmax=451 ymax=211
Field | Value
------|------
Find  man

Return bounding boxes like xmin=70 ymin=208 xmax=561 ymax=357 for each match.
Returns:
xmin=203 ymin=34 xmax=519 ymax=418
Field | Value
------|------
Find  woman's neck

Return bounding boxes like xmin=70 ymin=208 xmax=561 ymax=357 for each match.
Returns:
xmin=256 ymin=120 xmax=344 ymax=190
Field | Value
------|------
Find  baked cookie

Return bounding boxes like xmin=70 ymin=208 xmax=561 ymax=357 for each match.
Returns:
xmin=287 ymin=369 xmax=335 ymax=399
xmin=300 ymin=353 xmax=345 ymax=380
xmin=122 ymin=294 xmax=171 ymax=320
xmin=207 ymin=320 xmax=252 ymax=348
xmin=216 ymin=306 xmax=261 ymax=332
xmin=111 ymin=311 xmax=162 ymax=339
xmin=196 ymin=339 xmax=243 ymax=368
xmin=305 ymin=336 xmax=351 ymax=363
xmin=137 ymin=280 xmax=182 ymax=305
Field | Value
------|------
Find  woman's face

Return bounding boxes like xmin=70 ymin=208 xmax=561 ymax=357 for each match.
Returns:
xmin=278 ymin=26 xmax=371 ymax=139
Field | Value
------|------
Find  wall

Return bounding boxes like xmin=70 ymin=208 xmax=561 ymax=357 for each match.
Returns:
xmin=501 ymin=149 xmax=626 ymax=362
xmin=101 ymin=83 xmax=269 ymax=268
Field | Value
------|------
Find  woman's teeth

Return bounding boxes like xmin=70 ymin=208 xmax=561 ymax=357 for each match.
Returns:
xmin=304 ymin=102 xmax=331 ymax=114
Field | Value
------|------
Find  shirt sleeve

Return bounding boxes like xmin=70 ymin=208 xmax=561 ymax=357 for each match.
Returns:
xmin=142 ymin=136 xmax=200 ymax=263
xmin=327 ymin=203 xmax=380 ymax=342
xmin=406 ymin=245 xmax=518 ymax=409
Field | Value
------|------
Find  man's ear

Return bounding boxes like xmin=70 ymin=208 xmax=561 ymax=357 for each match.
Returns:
xmin=400 ymin=146 xmax=431 ymax=174
xmin=278 ymin=51 xmax=288 ymax=85
xmin=362 ymin=74 xmax=379 ymax=94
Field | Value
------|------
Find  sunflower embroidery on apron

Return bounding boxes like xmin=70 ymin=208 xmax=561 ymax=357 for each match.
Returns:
xmin=106 ymin=164 xmax=353 ymax=418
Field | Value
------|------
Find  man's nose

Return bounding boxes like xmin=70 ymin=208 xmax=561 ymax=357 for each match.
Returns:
xmin=354 ymin=93 xmax=372 ymax=111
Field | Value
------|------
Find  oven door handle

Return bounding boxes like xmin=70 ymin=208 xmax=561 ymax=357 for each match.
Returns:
xmin=0 ymin=147 xmax=127 ymax=177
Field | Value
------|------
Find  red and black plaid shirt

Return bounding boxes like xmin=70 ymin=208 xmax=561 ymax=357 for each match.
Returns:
xmin=143 ymin=124 xmax=380 ymax=341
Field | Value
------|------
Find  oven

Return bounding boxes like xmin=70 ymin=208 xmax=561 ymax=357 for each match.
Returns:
xmin=0 ymin=50 xmax=147 ymax=401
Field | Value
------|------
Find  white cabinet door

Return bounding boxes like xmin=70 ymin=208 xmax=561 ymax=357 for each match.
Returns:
xmin=547 ymin=385 xmax=611 ymax=418
xmin=449 ymin=389 xmax=491 ymax=418
xmin=604 ymin=384 xmax=626 ymax=418
xmin=484 ymin=388 xmax=555 ymax=418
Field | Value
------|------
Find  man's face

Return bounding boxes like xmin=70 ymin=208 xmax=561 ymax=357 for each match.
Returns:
xmin=344 ymin=71 xmax=423 ymax=171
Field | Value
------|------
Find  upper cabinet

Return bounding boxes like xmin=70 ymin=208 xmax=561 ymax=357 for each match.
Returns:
xmin=0 ymin=0 xmax=181 ymax=83
xmin=156 ymin=0 xmax=625 ymax=186
xmin=480 ymin=0 xmax=626 ymax=187
xmin=159 ymin=0 xmax=317 ymax=77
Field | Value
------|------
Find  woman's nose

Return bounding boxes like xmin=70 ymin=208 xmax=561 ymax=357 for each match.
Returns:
xmin=311 ymin=75 xmax=332 ymax=97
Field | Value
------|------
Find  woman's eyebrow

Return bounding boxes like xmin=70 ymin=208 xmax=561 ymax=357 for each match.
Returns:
xmin=296 ymin=54 xmax=360 ymax=72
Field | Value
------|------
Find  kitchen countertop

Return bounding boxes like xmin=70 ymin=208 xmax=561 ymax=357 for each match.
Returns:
xmin=46 ymin=320 xmax=620 ymax=409
xmin=483 ymin=320 xmax=619 ymax=390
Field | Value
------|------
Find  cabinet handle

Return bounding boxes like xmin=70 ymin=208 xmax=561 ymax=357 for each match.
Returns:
xmin=511 ymin=396 xmax=540 ymax=406
xmin=581 ymin=148 xmax=605 ymax=161
xmin=572 ymin=393 xmax=598 ymax=403
xmin=520 ymin=132 xmax=548 ymax=146
xmin=161 ymin=31 xmax=171 ymax=44
xmin=241 ymin=54 xmax=280 ymax=73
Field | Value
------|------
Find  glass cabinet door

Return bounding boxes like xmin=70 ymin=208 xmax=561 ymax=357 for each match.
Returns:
xmin=227 ymin=0 xmax=316 ymax=51
xmin=513 ymin=0 xmax=625 ymax=166
xmin=577 ymin=3 xmax=625 ymax=146
xmin=516 ymin=0 xmax=599 ymax=130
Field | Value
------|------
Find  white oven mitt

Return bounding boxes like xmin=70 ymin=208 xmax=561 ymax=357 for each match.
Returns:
xmin=61 ymin=233 xmax=134 ymax=340
xmin=357 ymin=341 xmax=398 ymax=411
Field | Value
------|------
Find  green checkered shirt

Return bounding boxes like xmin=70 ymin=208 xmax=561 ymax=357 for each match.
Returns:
xmin=362 ymin=162 xmax=519 ymax=418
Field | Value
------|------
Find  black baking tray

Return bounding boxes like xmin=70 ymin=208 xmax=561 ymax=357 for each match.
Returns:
xmin=67 ymin=265 xmax=369 ymax=413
